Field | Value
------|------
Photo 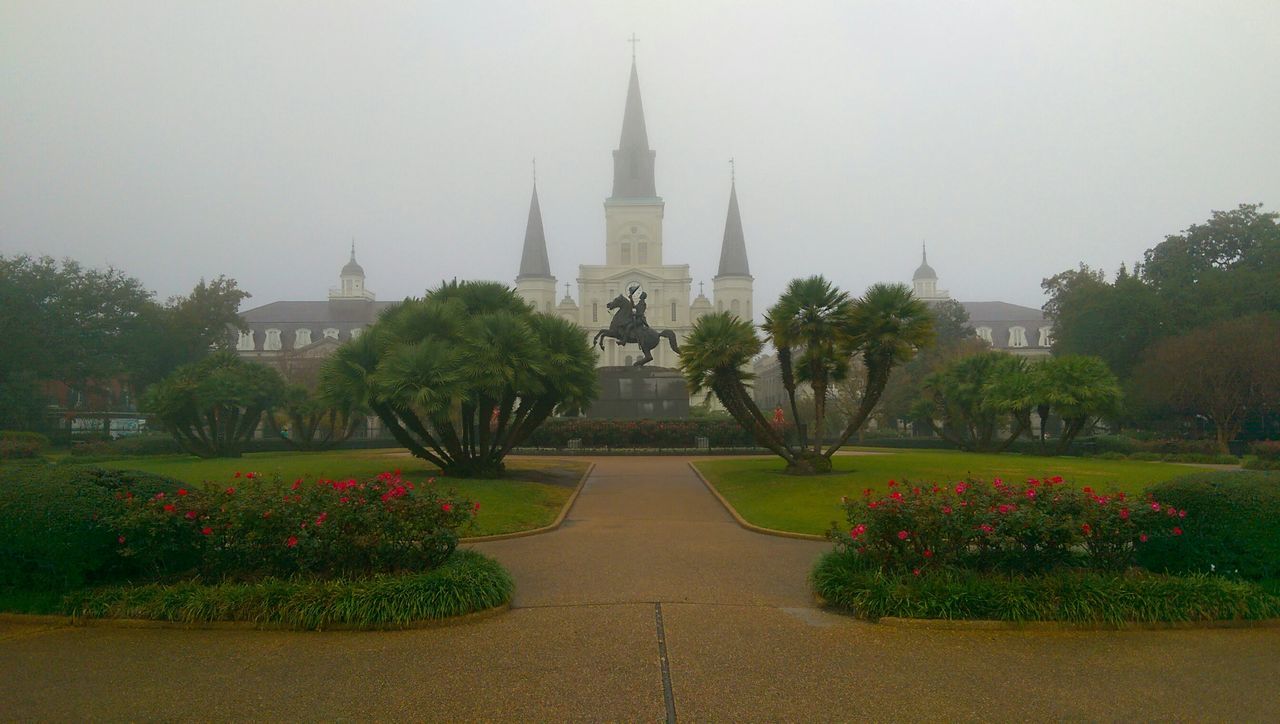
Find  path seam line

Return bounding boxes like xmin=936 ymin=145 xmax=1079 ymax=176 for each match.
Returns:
xmin=655 ymin=603 xmax=677 ymax=723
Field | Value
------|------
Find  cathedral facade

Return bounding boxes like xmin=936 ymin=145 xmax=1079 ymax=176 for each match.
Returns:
xmin=514 ymin=59 xmax=753 ymax=369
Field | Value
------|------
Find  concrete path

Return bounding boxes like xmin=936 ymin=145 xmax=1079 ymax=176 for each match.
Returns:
xmin=2 ymin=456 xmax=1278 ymax=721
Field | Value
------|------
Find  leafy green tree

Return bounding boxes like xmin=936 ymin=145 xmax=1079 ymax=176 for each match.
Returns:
xmin=682 ymin=281 xmax=933 ymax=474
xmin=143 ymin=351 xmax=286 ymax=458
xmin=1130 ymin=315 xmax=1280 ymax=453
xmin=134 ymin=276 xmax=251 ymax=389
xmin=875 ymin=298 xmax=984 ymax=428
xmin=916 ymin=352 xmax=1030 ymax=452
xmin=319 ymin=280 xmax=597 ymax=478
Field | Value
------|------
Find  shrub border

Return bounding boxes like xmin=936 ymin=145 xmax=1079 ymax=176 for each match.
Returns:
xmin=464 ymin=462 xmax=595 ymax=542
xmin=688 ymin=460 xmax=826 ymax=542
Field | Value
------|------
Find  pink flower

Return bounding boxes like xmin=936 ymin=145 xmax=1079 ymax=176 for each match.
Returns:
xmin=1178 ymin=510 xmax=1186 ymax=518
xmin=1139 ymin=533 xmax=1149 ymax=543
xmin=286 ymin=536 xmax=298 ymax=547
xmin=1025 ymin=489 xmax=1037 ymax=499
xmin=1119 ymin=508 xmax=1130 ymax=520
xmin=1172 ymin=527 xmax=1183 ymax=536
xmin=942 ymin=506 xmax=953 ymax=515
xmin=897 ymin=530 xmax=909 ymax=540
xmin=201 ymin=526 xmax=212 ymax=536
xmin=955 ymin=482 xmax=969 ymax=494
xmin=1150 ymin=502 xmax=1161 ymax=512
xmin=185 ymin=510 xmax=197 ymax=520
xmin=998 ymin=504 xmax=1013 ymax=514
xmin=912 ymin=569 xmax=921 ymax=576
xmin=154 ymin=492 xmax=165 ymax=500
xmin=117 ymin=535 xmax=126 ymax=544
xmin=978 ymin=524 xmax=994 ymax=533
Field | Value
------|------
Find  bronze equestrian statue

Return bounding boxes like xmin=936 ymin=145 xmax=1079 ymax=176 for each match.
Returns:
xmin=591 ymin=287 xmax=680 ymax=367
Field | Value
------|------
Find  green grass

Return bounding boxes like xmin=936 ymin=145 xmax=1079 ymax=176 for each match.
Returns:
xmin=84 ymin=450 xmax=584 ymax=538
xmin=812 ymin=552 xmax=1280 ymax=624
xmin=62 ymin=550 xmax=512 ymax=630
xmin=695 ymin=449 xmax=1204 ymax=536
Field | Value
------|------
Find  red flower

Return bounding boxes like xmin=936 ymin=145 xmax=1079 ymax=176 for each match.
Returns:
xmin=291 ymin=479 xmax=302 ymax=491
xmin=1050 ymin=476 xmax=1063 ymax=484
xmin=163 ymin=503 xmax=176 ymax=513
xmin=888 ymin=480 xmax=897 ymax=488
xmin=1081 ymin=523 xmax=1092 ymax=535
xmin=912 ymin=569 xmax=921 ymax=576
xmin=1025 ymin=489 xmax=1037 ymax=499
xmin=263 ymin=510 xmax=272 ymax=518
xmin=225 ymin=487 xmax=236 ymax=495
xmin=998 ymin=504 xmax=1013 ymax=514
xmin=955 ymin=483 xmax=969 ymax=494
xmin=286 ymin=536 xmax=298 ymax=547
xmin=234 ymin=471 xmax=242 ymax=478
xmin=1119 ymin=508 xmax=1130 ymax=520
xmin=942 ymin=506 xmax=953 ymax=515
xmin=154 ymin=492 xmax=166 ymax=500
xmin=1150 ymin=502 xmax=1161 ymax=512
xmin=897 ymin=530 xmax=909 ymax=540
xmin=201 ymin=526 xmax=212 ymax=536
xmin=441 ymin=502 xmax=453 ymax=513
xmin=1178 ymin=510 xmax=1186 ymax=518
xmin=979 ymin=524 xmax=994 ymax=533
xmin=245 ymin=472 xmax=256 ymax=479
xmin=473 ymin=502 xmax=481 ymax=512
xmin=1082 ymin=486 xmax=1093 ymax=494
xmin=117 ymin=535 xmax=126 ymax=544
xmin=315 ymin=512 xmax=328 ymax=526
xmin=1139 ymin=533 xmax=1149 ymax=543
xmin=1172 ymin=527 xmax=1183 ymax=536
xmin=923 ymin=549 xmax=933 ymax=558
xmin=177 ymin=488 xmax=188 ymax=496
xmin=185 ymin=510 xmax=197 ymax=520
xmin=889 ymin=491 xmax=903 ymax=502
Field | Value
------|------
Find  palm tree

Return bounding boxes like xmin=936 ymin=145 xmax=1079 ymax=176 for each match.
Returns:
xmin=320 ymin=280 xmax=598 ymax=477
xmin=682 ymin=281 xmax=934 ymax=474
xmin=765 ymin=276 xmax=855 ymax=455
xmin=824 ymin=283 xmax=934 ymax=456
xmin=1037 ymin=355 xmax=1122 ymax=454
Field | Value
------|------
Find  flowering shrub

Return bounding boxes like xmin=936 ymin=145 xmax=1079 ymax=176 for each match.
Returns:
xmin=111 ymin=471 xmax=477 ymax=581
xmin=0 ymin=439 xmax=42 ymax=459
xmin=831 ymin=476 xmax=1186 ymax=575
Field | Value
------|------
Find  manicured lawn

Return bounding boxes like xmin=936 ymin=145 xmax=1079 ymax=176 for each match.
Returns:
xmin=694 ymin=449 xmax=1208 ymax=537
xmin=90 ymin=450 xmax=585 ymax=538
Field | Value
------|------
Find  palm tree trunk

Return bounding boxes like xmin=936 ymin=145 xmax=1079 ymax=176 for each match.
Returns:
xmin=778 ymin=346 xmax=807 ymax=449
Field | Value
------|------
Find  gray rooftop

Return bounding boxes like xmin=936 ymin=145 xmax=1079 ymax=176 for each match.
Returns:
xmin=610 ymin=61 xmax=658 ymax=199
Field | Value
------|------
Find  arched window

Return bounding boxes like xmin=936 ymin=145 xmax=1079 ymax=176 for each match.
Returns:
xmin=236 ymin=331 xmax=254 ymax=351
xmin=624 ymin=355 xmax=633 ymax=366
xmin=731 ymin=299 xmax=741 ymax=317
xmin=621 ymin=242 xmax=631 ymax=265
xmin=1009 ymin=326 xmax=1028 ymax=348
xmin=323 ymin=328 xmax=339 ymax=340
xmin=294 ymin=328 xmax=312 ymax=348
xmin=976 ymin=326 xmax=993 ymax=344
xmin=671 ymin=300 xmax=677 ymax=322
xmin=638 ymin=242 xmax=648 ymax=265
xmin=1038 ymin=326 xmax=1053 ymax=347
xmin=264 ymin=329 xmax=282 ymax=351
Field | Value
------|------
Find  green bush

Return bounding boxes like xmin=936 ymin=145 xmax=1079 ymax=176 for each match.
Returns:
xmin=1136 ymin=471 xmax=1280 ymax=580
xmin=1244 ymin=458 xmax=1280 ymax=471
xmin=70 ymin=434 xmax=183 ymax=458
xmin=522 ymin=418 xmax=755 ymax=449
xmin=0 ymin=430 xmax=51 ymax=448
xmin=1249 ymin=441 xmax=1280 ymax=461
xmin=113 ymin=471 xmax=478 ymax=581
xmin=64 ymin=550 xmax=512 ymax=629
xmin=0 ymin=463 xmax=183 ymax=591
xmin=812 ymin=552 xmax=1280 ymax=623
xmin=0 ymin=439 xmax=42 ymax=459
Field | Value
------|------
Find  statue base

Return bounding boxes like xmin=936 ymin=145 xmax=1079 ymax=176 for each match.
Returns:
xmin=585 ymin=366 xmax=690 ymax=419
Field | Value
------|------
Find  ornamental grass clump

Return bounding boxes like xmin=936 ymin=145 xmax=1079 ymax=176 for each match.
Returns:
xmin=830 ymin=476 xmax=1186 ymax=576
xmin=111 ymin=470 xmax=477 ymax=581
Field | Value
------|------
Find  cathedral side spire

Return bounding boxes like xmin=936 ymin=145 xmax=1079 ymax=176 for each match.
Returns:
xmin=715 ymin=180 xmax=751 ymax=278
xmin=517 ymin=183 xmax=553 ymax=280
xmin=611 ymin=58 xmax=657 ymax=198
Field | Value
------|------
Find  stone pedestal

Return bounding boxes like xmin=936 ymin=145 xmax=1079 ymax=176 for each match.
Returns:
xmin=586 ymin=366 xmax=689 ymax=419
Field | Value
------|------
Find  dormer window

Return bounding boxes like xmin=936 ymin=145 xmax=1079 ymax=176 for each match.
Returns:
xmin=264 ymin=329 xmax=282 ymax=351
xmin=294 ymin=329 xmax=312 ymax=348
xmin=236 ymin=331 xmax=254 ymax=351
xmin=1038 ymin=326 xmax=1053 ymax=347
xmin=976 ymin=326 xmax=993 ymax=344
xmin=1009 ymin=326 xmax=1028 ymax=348
xmin=323 ymin=328 xmax=340 ymax=340
xmin=350 ymin=327 xmax=363 ymax=339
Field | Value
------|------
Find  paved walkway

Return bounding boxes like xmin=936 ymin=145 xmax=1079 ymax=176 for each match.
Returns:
xmin=2 ymin=457 xmax=1278 ymax=720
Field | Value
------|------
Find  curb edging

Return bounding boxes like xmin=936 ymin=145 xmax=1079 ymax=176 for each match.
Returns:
xmin=0 ymin=603 xmax=512 ymax=632
xmin=688 ymin=462 xmax=827 ymax=542
xmin=463 ymin=461 xmax=595 ymax=543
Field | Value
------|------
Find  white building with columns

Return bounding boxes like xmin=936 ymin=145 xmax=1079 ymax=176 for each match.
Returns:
xmin=514 ymin=58 xmax=752 ymax=370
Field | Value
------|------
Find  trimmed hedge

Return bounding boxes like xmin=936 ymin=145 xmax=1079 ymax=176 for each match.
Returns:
xmin=522 ymin=418 xmax=755 ymax=449
xmin=1136 ymin=471 xmax=1280 ymax=580
xmin=812 ymin=552 xmax=1280 ymax=623
xmin=0 ymin=463 xmax=186 ymax=590
xmin=63 ymin=550 xmax=512 ymax=629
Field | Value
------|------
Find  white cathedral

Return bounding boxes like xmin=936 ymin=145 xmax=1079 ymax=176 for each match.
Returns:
xmin=512 ymin=58 xmax=753 ymax=369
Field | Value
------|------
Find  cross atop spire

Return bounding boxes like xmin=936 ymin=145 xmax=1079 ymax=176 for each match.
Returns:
xmin=729 ymin=157 xmax=735 ymax=185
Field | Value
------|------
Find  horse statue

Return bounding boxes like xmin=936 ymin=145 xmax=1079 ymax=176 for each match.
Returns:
xmin=592 ymin=292 xmax=680 ymax=367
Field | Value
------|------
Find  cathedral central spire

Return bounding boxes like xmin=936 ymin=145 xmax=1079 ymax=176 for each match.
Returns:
xmin=611 ymin=59 xmax=658 ymax=199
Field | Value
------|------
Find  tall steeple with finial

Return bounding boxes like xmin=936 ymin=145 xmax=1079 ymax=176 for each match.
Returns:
xmin=514 ymin=168 xmax=558 ymax=314
xmin=604 ymin=41 xmax=666 ymax=268
xmin=713 ymin=163 xmax=754 ymax=320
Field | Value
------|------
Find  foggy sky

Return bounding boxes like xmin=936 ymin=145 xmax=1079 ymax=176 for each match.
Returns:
xmin=3 ymin=1 xmax=1278 ymax=315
